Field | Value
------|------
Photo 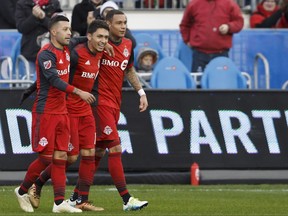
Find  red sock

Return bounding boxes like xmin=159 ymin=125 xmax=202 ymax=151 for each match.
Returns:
xmin=20 ymin=155 xmax=51 ymax=193
xmin=108 ymin=152 xmax=128 ymax=196
xmin=51 ymin=159 xmax=66 ymax=202
xmin=36 ymin=164 xmax=52 ymax=188
xmin=36 ymin=160 xmax=72 ymax=188
xmin=78 ymin=156 xmax=95 ymax=201
xmin=75 ymin=155 xmax=101 ymax=192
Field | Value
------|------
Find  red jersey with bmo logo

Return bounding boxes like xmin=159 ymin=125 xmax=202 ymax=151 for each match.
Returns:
xmin=33 ymin=43 xmax=75 ymax=114
xmin=92 ymin=38 xmax=134 ymax=109
xmin=67 ymin=43 xmax=103 ymax=116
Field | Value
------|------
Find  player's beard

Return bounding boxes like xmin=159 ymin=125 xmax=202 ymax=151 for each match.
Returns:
xmin=61 ymin=37 xmax=70 ymax=46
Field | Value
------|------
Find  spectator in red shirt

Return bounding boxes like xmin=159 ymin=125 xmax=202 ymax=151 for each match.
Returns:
xmin=180 ymin=0 xmax=243 ymax=73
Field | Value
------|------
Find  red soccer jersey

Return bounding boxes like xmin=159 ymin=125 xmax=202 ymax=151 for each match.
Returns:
xmin=92 ymin=38 xmax=134 ymax=109
xmin=67 ymin=43 xmax=103 ymax=116
xmin=33 ymin=43 xmax=74 ymax=114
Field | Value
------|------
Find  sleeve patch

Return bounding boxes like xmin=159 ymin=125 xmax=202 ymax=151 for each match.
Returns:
xmin=43 ymin=60 xmax=52 ymax=69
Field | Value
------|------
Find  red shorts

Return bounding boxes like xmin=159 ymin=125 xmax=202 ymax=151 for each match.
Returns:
xmin=68 ymin=114 xmax=96 ymax=156
xmin=32 ymin=113 xmax=70 ymax=155
xmin=92 ymin=105 xmax=120 ymax=149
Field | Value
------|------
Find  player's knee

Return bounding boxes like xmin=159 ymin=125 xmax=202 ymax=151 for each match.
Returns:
xmin=95 ymin=148 xmax=106 ymax=158
xmin=81 ymin=148 xmax=95 ymax=156
xmin=109 ymin=144 xmax=122 ymax=153
xmin=67 ymin=155 xmax=78 ymax=164
xmin=54 ymin=150 xmax=67 ymax=160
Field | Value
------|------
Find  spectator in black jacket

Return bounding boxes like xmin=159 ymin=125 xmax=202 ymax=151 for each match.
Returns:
xmin=0 ymin=0 xmax=18 ymax=29
xmin=71 ymin=0 xmax=106 ymax=36
xmin=15 ymin=0 xmax=62 ymax=77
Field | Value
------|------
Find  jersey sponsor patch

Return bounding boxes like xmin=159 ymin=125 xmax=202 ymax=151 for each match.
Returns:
xmin=103 ymin=125 xmax=113 ymax=135
xmin=39 ymin=137 xmax=48 ymax=147
xmin=43 ymin=60 xmax=52 ymax=69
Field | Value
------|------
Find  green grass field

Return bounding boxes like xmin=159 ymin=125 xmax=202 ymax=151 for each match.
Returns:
xmin=1 ymin=184 xmax=288 ymax=215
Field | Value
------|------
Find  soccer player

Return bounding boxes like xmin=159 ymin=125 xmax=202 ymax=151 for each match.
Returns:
xmin=14 ymin=15 xmax=95 ymax=213
xmin=68 ymin=10 xmax=149 ymax=211
xmin=28 ymin=19 xmax=110 ymax=212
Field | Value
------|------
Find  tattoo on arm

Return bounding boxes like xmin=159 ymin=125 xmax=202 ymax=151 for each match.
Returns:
xmin=125 ymin=67 xmax=142 ymax=91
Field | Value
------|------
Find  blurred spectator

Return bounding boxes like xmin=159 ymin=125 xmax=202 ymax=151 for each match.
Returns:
xmin=250 ymin=0 xmax=283 ymax=28
xmin=179 ymin=0 xmax=243 ymax=73
xmin=90 ymin=0 xmax=106 ymax=20
xmin=36 ymin=31 xmax=50 ymax=47
xmin=71 ymin=0 xmax=96 ymax=36
xmin=15 ymin=0 xmax=62 ymax=77
xmin=100 ymin=1 xmax=119 ymax=18
xmin=136 ymin=47 xmax=158 ymax=82
xmin=0 ymin=0 xmax=18 ymax=29
xmin=99 ymin=1 xmax=137 ymax=48
xmin=276 ymin=0 xmax=288 ymax=28
xmin=142 ymin=0 xmax=182 ymax=8
xmin=113 ymin=0 xmax=123 ymax=8
xmin=144 ymin=0 xmax=169 ymax=8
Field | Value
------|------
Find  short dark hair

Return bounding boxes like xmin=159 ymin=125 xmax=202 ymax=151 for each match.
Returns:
xmin=48 ymin=14 xmax=69 ymax=30
xmin=105 ymin=9 xmax=125 ymax=22
xmin=87 ymin=20 xmax=109 ymax=34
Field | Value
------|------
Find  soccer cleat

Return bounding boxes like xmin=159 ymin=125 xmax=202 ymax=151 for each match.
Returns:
xmin=52 ymin=201 xmax=82 ymax=213
xmin=28 ymin=184 xmax=40 ymax=208
xmin=75 ymin=201 xmax=104 ymax=211
xmin=65 ymin=198 xmax=77 ymax=207
xmin=123 ymin=197 xmax=148 ymax=211
xmin=14 ymin=186 xmax=34 ymax=212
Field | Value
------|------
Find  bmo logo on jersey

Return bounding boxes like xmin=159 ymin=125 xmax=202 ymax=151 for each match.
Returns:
xmin=81 ymin=71 xmax=97 ymax=79
xmin=101 ymin=59 xmax=129 ymax=71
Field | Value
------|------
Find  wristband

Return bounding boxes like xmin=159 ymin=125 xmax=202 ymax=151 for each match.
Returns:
xmin=138 ymin=89 xmax=146 ymax=97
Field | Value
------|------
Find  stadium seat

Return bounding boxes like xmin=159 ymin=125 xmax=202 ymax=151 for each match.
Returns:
xmin=150 ymin=57 xmax=196 ymax=89
xmin=133 ymin=33 xmax=166 ymax=69
xmin=0 ymin=56 xmax=13 ymax=88
xmin=10 ymin=35 xmax=34 ymax=86
xmin=201 ymin=57 xmax=247 ymax=89
xmin=174 ymin=39 xmax=193 ymax=72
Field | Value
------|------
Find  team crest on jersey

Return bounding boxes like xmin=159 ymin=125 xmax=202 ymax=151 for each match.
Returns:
xmin=68 ymin=142 xmax=74 ymax=152
xmin=103 ymin=125 xmax=113 ymax=135
xmin=39 ymin=137 xmax=48 ymax=147
xmin=123 ymin=47 xmax=129 ymax=57
xmin=43 ymin=60 xmax=52 ymax=69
